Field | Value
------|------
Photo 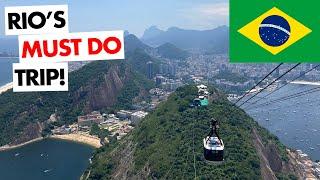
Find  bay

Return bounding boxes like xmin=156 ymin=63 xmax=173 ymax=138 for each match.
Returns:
xmin=246 ymin=84 xmax=320 ymax=161
xmin=0 ymin=139 xmax=94 ymax=180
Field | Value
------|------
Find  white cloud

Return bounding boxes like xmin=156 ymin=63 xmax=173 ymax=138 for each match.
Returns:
xmin=178 ymin=2 xmax=229 ymax=29
xmin=197 ymin=3 xmax=229 ymax=16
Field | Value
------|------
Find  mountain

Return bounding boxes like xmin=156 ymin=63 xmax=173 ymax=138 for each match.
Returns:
xmin=84 ymin=85 xmax=298 ymax=179
xmin=0 ymin=43 xmax=158 ymax=146
xmin=141 ymin=26 xmax=229 ymax=54
xmin=124 ymin=30 xmax=130 ymax=37
xmin=124 ymin=34 xmax=153 ymax=53
xmin=141 ymin=26 xmax=164 ymax=40
xmin=125 ymin=34 xmax=188 ymax=60
xmin=156 ymin=43 xmax=189 ymax=60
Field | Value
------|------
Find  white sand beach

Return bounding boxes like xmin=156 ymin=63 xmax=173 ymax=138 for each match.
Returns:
xmin=51 ymin=133 xmax=102 ymax=148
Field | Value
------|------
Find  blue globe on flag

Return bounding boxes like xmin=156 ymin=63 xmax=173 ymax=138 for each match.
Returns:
xmin=259 ymin=15 xmax=291 ymax=47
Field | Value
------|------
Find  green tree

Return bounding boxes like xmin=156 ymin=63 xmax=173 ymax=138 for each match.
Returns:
xmin=90 ymin=123 xmax=100 ymax=136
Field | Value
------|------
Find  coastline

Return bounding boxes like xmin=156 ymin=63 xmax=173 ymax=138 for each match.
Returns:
xmin=290 ymin=80 xmax=320 ymax=86
xmin=50 ymin=133 xmax=102 ymax=148
xmin=0 ymin=133 xmax=101 ymax=152
xmin=0 ymin=82 xmax=13 ymax=94
xmin=0 ymin=137 xmax=43 ymax=152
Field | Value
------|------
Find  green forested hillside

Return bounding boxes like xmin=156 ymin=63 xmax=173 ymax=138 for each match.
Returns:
xmin=86 ymin=85 xmax=294 ymax=179
xmin=156 ymin=43 xmax=189 ymax=59
xmin=0 ymin=50 xmax=156 ymax=146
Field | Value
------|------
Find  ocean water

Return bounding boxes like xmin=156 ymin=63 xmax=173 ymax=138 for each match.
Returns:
xmin=0 ymin=57 xmax=18 ymax=86
xmin=246 ymin=84 xmax=320 ymax=161
xmin=0 ymin=139 xmax=93 ymax=180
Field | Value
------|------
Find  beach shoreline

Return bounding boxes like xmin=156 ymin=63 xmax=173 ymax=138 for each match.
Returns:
xmin=0 ymin=133 xmax=101 ymax=152
xmin=0 ymin=82 xmax=13 ymax=94
xmin=50 ymin=133 xmax=102 ymax=148
xmin=0 ymin=137 xmax=43 ymax=152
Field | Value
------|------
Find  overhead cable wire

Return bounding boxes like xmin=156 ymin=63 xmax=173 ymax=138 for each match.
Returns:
xmin=244 ymin=64 xmax=320 ymax=109
xmin=238 ymin=63 xmax=301 ymax=107
xmin=234 ymin=63 xmax=283 ymax=104
xmin=247 ymin=95 xmax=320 ymax=112
xmin=246 ymin=86 xmax=320 ymax=110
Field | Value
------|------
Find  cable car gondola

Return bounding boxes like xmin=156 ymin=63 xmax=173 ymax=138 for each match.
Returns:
xmin=193 ymin=98 xmax=201 ymax=107
xmin=203 ymin=118 xmax=224 ymax=162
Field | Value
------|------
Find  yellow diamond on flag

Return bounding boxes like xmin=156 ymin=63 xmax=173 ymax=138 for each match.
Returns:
xmin=238 ymin=7 xmax=312 ymax=55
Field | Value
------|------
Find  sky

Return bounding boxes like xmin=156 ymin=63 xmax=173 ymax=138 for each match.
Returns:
xmin=0 ymin=0 xmax=228 ymax=37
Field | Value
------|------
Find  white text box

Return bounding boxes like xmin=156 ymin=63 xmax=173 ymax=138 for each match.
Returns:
xmin=13 ymin=63 xmax=68 ymax=92
xmin=5 ymin=5 xmax=68 ymax=35
xmin=19 ymin=31 xmax=125 ymax=62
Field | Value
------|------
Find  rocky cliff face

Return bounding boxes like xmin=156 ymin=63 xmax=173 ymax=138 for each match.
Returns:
xmin=10 ymin=122 xmax=43 ymax=145
xmin=252 ymin=128 xmax=285 ymax=180
xmin=252 ymin=128 xmax=303 ymax=180
xmin=73 ymin=65 xmax=130 ymax=113
xmin=265 ymin=143 xmax=283 ymax=173
xmin=87 ymin=67 xmax=124 ymax=111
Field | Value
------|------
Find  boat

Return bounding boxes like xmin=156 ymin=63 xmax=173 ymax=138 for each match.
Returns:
xmin=89 ymin=156 xmax=93 ymax=164
xmin=310 ymin=147 xmax=315 ymax=151
xmin=43 ymin=169 xmax=52 ymax=173
xmin=14 ymin=153 xmax=20 ymax=157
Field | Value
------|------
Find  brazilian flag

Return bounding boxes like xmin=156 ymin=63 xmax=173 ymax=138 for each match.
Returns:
xmin=230 ymin=0 xmax=317 ymax=63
